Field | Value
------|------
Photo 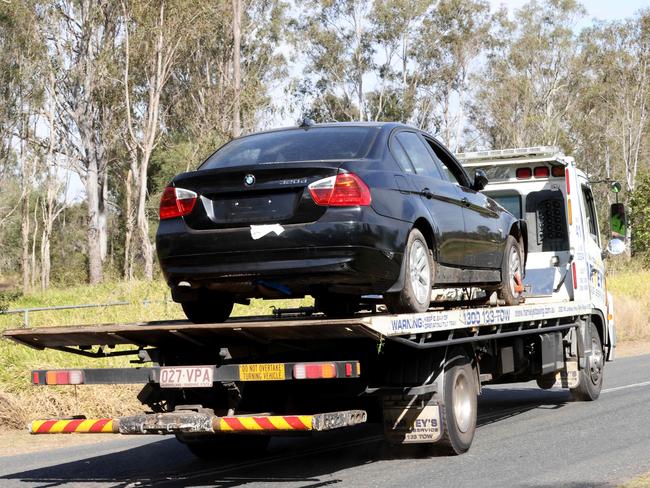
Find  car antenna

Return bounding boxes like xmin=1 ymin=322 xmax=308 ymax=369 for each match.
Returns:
xmin=299 ymin=117 xmax=315 ymax=129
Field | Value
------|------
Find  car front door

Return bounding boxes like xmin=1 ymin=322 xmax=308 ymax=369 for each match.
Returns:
xmin=390 ymin=130 xmax=467 ymax=266
xmin=425 ymin=139 xmax=503 ymax=269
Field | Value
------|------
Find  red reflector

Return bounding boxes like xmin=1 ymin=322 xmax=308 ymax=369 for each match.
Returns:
xmin=534 ymin=166 xmax=550 ymax=178
xmin=305 ymin=364 xmax=321 ymax=379
xmin=56 ymin=371 xmax=69 ymax=385
xmin=308 ymin=173 xmax=371 ymax=206
xmin=32 ymin=371 xmax=40 ymax=384
xmin=572 ymin=262 xmax=577 ymax=289
xmin=516 ymin=168 xmax=532 ymax=179
xmin=551 ymin=165 xmax=565 ymax=177
xmin=159 ymin=187 xmax=198 ymax=220
xmin=345 ymin=363 xmax=352 ymax=377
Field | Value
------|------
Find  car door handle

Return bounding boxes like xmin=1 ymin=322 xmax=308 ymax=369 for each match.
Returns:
xmin=420 ymin=188 xmax=434 ymax=199
xmin=462 ymin=197 xmax=470 ymax=207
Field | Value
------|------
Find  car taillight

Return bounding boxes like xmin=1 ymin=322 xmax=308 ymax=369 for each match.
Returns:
xmin=34 ymin=370 xmax=84 ymax=385
xmin=159 ymin=187 xmax=198 ymax=220
xmin=516 ymin=168 xmax=532 ymax=179
xmin=551 ymin=165 xmax=565 ymax=177
xmin=308 ymin=173 xmax=371 ymax=206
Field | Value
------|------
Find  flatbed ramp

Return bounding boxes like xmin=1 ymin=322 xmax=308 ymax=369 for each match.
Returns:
xmin=3 ymin=301 xmax=592 ymax=350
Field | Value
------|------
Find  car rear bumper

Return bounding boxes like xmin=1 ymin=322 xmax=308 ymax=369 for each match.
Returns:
xmin=156 ymin=209 xmax=410 ymax=298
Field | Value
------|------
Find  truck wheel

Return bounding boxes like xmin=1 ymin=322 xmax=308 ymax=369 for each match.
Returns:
xmin=497 ymin=236 xmax=524 ymax=306
xmin=315 ymin=293 xmax=360 ymax=318
xmin=177 ymin=434 xmax=271 ymax=459
xmin=571 ymin=322 xmax=604 ymax=401
xmin=181 ymin=292 xmax=234 ymax=323
xmin=439 ymin=349 xmax=477 ymax=455
xmin=536 ymin=373 xmax=557 ymax=390
xmin=385 ymin=229 xmax=432 ymax=314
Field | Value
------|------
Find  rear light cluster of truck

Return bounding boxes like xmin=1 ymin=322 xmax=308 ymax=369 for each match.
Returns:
xmin=33 ymin=370 xmax=84 ymax=385
xmin=292 ymin=361 xmax=360 ymax=379
xmin=308 ymin=172 xmax=371 ymax=207
xmin=516 ymin=165 xmax=565 ymax=180
xmin=159 ymin=187 xmax=198 ymax=220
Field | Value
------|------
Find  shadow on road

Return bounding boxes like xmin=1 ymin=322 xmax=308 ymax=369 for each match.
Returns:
xmin=2 ymin=386 xmax=573 ymax=487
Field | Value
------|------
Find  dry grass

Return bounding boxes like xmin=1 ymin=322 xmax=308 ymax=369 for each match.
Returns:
xmin=608 ymin=271 xmax=650 ymax=342
xmin=620 ymin=473 xmax=650 ymax=488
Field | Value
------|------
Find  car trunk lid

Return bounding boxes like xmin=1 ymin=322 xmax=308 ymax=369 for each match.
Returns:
xmin=172 ymin=162 xmax=347 ymax=229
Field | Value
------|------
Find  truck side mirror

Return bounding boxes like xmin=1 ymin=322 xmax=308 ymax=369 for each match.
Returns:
xmin=473 ymin=169 xmax=488 ymax=192
xmin=610 ymin=203 xmax=626 ymax=239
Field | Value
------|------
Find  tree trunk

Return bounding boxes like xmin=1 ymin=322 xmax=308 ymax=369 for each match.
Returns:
xmin=232 ymin=0 xmax=242 ymax=137
xmin=21 ymin=188 xmax=30 ymax=294
xmin=86 ymin=160 xmax=103 ymax=284
xmin=123 ymin=168 xmax=134 ymax=280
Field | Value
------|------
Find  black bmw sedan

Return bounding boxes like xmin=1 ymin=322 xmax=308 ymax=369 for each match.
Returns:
xmin=156 ymin=122 xmax=526 ymax=323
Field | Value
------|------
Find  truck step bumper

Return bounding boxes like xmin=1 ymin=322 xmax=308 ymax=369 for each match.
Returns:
xmin=29 ymin=410 xmax=367 ymax=435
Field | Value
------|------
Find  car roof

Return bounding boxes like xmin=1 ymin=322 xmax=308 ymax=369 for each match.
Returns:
xmin=234 ymin=121 xmax=413 ymax=139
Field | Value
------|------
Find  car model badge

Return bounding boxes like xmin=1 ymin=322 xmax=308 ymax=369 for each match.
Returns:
xmin=244 ymin=174 xmax=256 ymax=187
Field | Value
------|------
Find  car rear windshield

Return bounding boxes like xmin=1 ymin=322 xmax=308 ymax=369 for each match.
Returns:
xmin=200 ymin=127 xmax=377 ymax=169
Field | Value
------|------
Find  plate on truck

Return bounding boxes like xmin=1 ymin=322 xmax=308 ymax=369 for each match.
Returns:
xmin=160 ymin=366 xmax=213 ymax=388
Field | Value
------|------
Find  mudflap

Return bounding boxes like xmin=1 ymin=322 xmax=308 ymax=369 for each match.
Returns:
xmin=382 ymin=395 xmax=443 ymax=444
xmin=553 ymin=358 xmax=580 ymax=389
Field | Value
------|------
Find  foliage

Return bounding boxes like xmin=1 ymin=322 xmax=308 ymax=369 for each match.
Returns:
xmin=630 ymin=171 xmax=650 ymax=261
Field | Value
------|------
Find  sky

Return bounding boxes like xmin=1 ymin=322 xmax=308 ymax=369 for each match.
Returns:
xmin=490 ymin=0 xmax=648 ymax=24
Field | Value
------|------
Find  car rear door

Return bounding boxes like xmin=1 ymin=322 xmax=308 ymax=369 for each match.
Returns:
xmin=424 ymin=138 xmax=503 ymax=269
xmin=390 ymin=130 xmax=467 ymax=266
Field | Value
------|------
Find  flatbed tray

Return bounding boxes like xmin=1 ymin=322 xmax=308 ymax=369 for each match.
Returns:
xmin=3 ymin=301 xmax=591 ymax=351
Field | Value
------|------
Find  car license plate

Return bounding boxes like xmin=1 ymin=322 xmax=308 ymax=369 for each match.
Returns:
xmin=159 ymin=366 xmax=214 ymax=388
xmin=239 ymin=363 xmax=285 ymax=381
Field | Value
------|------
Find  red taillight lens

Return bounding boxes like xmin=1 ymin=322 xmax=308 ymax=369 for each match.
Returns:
xmin=565 ymin=169 xmax=571 ymax=194
xmin=516 ymin=168 xmax=532 ymax=179
xmin=534 ymin=166 xmax=550 ymax=178
xmin=551 ymin=165 xmax=565 ymax=177
xmin=159 ymin=187 xmax=198 ymax=220
xmin=572 ymin=262 xmax=577 ymax=289
xmin=308 ymin=173 xmax=371 ymax=206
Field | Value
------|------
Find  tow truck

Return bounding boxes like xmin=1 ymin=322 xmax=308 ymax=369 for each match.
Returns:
xmin=3 ymin=146 xmax=624 ymax=456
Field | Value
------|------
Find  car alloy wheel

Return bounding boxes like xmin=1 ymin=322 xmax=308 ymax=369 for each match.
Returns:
xmin=409 ymin=238 xmax=431 ymax=306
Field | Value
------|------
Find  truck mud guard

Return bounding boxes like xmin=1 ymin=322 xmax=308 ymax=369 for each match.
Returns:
xmin=29 ymin=410 xmax=367 ymax=435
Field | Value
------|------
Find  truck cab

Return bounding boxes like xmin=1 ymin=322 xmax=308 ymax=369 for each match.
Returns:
xmin=458 ymin=146 xmax=621 ymax=360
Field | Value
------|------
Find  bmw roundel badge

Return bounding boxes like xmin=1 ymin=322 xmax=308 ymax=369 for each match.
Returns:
xmin=244 ymin=174 xmax=256 ymax=187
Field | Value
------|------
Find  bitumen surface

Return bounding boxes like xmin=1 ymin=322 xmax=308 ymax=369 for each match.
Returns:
xmin=1 ymin=354 xmax=649 ymax=487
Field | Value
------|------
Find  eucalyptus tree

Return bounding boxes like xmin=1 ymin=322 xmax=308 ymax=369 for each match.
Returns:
xmin=469 ymin=0 xmax=585 ymax=149
xmin=38 ymin=0 xmax=122 ymax=285
xmin=295 ymin=0 xmax=374 ymax=121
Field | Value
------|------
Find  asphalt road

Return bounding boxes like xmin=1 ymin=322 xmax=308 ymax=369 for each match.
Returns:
xmin=2 ymin=354 xmax=649 ymax=488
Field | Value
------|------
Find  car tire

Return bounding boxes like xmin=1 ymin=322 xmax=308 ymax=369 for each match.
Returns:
xmin=385 ymin=228 xmax=433 ymax=314
xmin=571 ymin=322 xmax=604 ymax=401
xmin=315 ymin=293 xmax=360 ymax=318
xmin=497 ymin=235 xmax=524 ymax=306
xmin=181 ymin=292 xmax=234 ymax=324
xmin=438 ymin=349 xmax=477 ymax=455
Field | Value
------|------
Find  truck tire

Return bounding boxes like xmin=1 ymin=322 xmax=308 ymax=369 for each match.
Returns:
xmin=385 ymin=229 xmax=432 ymax=314
xmin=536 ymin=373 xmax=557 ymax=390
xmin=571 ymin=322 xmax=604 ymax=401
xmin=177 ymin=433 xmax=271 ymax=459
xmin=181 ymin=292 xmax=234 ymax=324
xmin=497 ymin=236 xmax=524 ymax=306
xmin=438 ymin=349 xmax=477 ymax=455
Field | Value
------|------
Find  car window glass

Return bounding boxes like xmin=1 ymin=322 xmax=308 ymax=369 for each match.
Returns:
xmin=201 ymin=127 xmax=377 ymax=169
xmin=582 ymin=185 xmax=600 ymax=245
xmin=391 ymin=139 xmax=415 ymax=173
xmin=424 ymin=140 xmax=467 ymax=186
xmin=395 ymin=132 xmax=440 ymax=179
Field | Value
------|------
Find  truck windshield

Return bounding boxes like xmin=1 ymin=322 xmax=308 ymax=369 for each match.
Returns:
xmin=201 ymin=127 xmax=378 ymax=169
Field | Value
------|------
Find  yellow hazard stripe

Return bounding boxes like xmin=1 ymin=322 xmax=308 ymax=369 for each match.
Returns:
xmin=217 ymin=415 xmax=313 ymax=431
xmin=29 ymin=418 xmax=114 ymax=434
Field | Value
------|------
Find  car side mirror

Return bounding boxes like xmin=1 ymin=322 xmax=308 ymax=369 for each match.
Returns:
xmin=473 ymin=169 xmax=488 ymax=192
